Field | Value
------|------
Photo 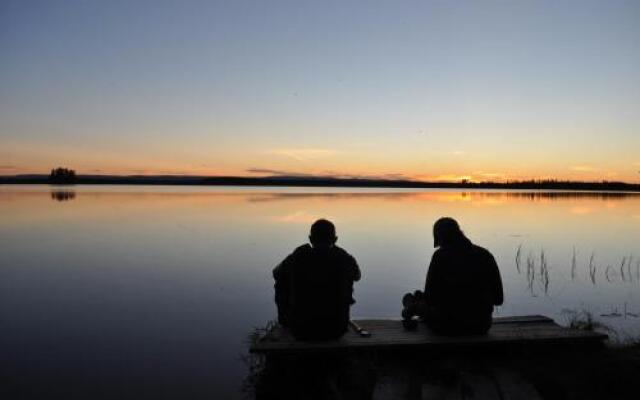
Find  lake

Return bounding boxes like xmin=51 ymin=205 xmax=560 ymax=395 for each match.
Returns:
xmin=1 ymin=185 xmax=639 ymax=399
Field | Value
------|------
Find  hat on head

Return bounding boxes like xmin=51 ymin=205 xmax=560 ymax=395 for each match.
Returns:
xmin=433 ymin=217 xmax=461 ymax=247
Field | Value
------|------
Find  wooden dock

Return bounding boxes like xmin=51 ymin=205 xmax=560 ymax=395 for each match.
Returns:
xmin=250 ymin=316 xmax=609 ymax=399
xmin=250 ymin=315 xmax=608 ymax=355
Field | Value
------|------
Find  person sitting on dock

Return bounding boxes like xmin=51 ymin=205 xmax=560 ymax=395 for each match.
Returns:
xmin=273 ymin=219 xmax=361 ymax=340
xmin=403 ymin=217 xmax=503 ymax=335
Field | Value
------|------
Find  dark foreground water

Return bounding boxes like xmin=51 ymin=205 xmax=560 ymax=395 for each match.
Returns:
xmin=1 ymin=185 xmax=639 ymax=399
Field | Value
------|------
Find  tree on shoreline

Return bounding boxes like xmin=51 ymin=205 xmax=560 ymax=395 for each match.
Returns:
xmin=49 ymin=167 xmax=76 ymax=184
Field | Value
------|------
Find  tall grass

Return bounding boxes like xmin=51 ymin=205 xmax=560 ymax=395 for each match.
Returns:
xmin=526 ymin=252 xmax=535 ymax=295
xmin=521 ymin=249 xmax=550 ymax=296
xmin=566 ymin=310 xmax=613 ymax=334
xmin=242 ymin=320 xmax=278 ymax=397
xmin=540 ymin=249 xmax=550 ymax=294
xmin=571 ymin=246 xmax=577 ymax=280
xmin=515 ymin=246 xmax=638 ymax=290
xmin=515 ymin=244 xmax=522 ymax=274
xmin=588 ymin=252 xmax=597 ymax=284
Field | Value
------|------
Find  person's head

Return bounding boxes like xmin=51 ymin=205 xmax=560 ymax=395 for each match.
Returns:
xmin=433 ymin=217 xmax=465 ymax=248
xmin=309 ymin=219 xmax=337 ymax=249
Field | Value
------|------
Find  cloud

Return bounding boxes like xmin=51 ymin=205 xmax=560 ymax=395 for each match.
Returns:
xmin=0 ymin=165 xmax=16 ymax=170
xmin=473 ymin=171 xmax=507 ymax=180
xmin=452 ymin=150 xmax=466 ymax=156
xmin=571 ymin=165 xmax=597 ymax=172
xmin=266 ymin=148 xmax=337 ymax=161
xmin=320 ymin=170 xmax=410 ymax=180
xmin=381 ymin=173 xmax=409 ymax=180
xmin=246 ymin=168 xmax=314 ymax=177
xmin=247 ymin=168 xmax=410 ymax=181
xmin=430 ymin=174 xmax=473 ymax=182
xmin=273 ymin=210 xmax=320 ymax=224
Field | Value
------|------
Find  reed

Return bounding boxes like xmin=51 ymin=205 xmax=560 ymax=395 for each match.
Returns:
xmin=571 ymin=246 xmax=577 ymax=280
xmin=515 ymin=247 xmax=640 ymax=287
xmin=566 ymin=310 xmax=612 ymax=333
xmin=242 ymin=320 xmax=277 ymax=397
xmin=539 ymin=248 xmax=550 ymax=295
xmin=526 ymin=252 xmax=536 ymax=295
xmin=515 ymin=244 xmax=522 ymax=274
xmin=588 ymin=252 xmax=597 ymax=284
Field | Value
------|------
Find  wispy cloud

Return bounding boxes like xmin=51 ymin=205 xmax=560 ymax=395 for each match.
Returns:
xmin=273 ymin=210 xmax=320 ymax=224
xmin=571 ymin=165 xmax=597 ymax=172
xmin=429 ymin=174 xmax=473 ymax=182
xmin=452 ymin=150 xmax=466 ymax=156
xmin=266 ymin=148 xmax=338 ymax=161
xmin=247 ymin=167 xmax=410 ymax=181
xmin=321 ymin=170 xmax=410 ymax=180
xmin=473 ymin=171 xmax=507 ymax=180
xmin=381 ymin=173 xmax=408 ymax=180
xmin=246 ymin=168 xmax=314 ymax=177
xmin=0 ymin=165 xmax=16 ymax=170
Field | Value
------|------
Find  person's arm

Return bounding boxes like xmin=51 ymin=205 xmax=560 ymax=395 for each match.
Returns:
xmin=350 ymin=255 xmax=361 ymax=282
xmin=273 ymin=255 xmax=293 ymax=326
xmin=424 ymin=252 xmax=440 ymax=305
xmin=487 ymin=253 xmax=504 ymax=306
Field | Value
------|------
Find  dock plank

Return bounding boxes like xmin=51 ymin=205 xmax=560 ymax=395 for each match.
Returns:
xmin=250 ymin=315 xmax=607 ymax=354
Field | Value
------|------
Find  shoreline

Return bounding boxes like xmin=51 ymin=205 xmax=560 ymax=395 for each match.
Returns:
xmin=2 ymin=175 xmax=640 ymax=192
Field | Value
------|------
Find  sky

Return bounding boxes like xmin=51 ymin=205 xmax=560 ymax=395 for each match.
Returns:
xmin=1 ymin=0 xmax=639 ymax=182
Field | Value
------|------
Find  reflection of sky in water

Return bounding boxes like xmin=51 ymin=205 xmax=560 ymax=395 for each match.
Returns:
xmin=1 ymin=185 xmax=640 ymax=398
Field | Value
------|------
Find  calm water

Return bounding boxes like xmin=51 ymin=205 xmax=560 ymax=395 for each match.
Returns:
xmin=2 ymin=185 xmax=640 ymax=398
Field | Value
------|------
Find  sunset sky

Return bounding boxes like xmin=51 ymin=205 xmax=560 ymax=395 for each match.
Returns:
xmin=1 ymin=0 xmax=639 ymax=182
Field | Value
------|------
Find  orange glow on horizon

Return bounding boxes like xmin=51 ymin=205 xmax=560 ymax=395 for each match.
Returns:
xmin=2 ymin=165 xmax=639 ymax=184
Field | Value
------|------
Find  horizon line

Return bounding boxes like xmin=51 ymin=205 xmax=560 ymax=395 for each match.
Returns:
xmin=2 ymin=173 xmax=640 ymax=187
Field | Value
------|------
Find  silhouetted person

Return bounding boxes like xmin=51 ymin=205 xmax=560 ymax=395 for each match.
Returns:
xmin=273 ymin=219 xmax=361 ymax=340
xmin=404 ymin=217 xmax=503 ymax=335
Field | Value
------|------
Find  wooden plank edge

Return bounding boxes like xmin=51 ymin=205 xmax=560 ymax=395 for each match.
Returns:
xmin=249 ymin=332 xmax=608 ymax=354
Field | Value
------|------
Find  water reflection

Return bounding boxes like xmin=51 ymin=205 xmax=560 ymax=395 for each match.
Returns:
xmin=50 ymin=190 xmax=76 ymax=201
xmin=1 ymin=185 xmax=640 ymax=399
xmin=245 ymin=190 xmax=640 ymax=203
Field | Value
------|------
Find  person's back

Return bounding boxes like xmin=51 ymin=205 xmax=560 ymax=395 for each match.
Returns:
xmin=423 ymin=218 xmax=503 ymax=335
xmin=273 ymin=219 xmax=361 ymax=340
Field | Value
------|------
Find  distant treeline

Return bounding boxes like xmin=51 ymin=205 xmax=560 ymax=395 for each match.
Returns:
xmin=1 ymin=174 xmax=639 ymax=192
xmin=49 ymin=167 xmax=76 ymax=184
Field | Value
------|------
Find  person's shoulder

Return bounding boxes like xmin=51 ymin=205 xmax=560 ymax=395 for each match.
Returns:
xmin=431 ymin=248 xmax=445 ymax=259
xmin=291 ymin=243 xmax=312 ymax=256
xmin=333 ymin=245 xmax=355 ymax=259
xmin=294 ymin=243 xmax=312 ymax=251
xmin=471 ymin=243 xmax=490 ymax=253
xmin=275 ymin=244 xmax=311 ymax=277
xmin=471 ymin=244 xmax=496 ymax=260
xmin=333 ymin=246 xmax=360 ymax=266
